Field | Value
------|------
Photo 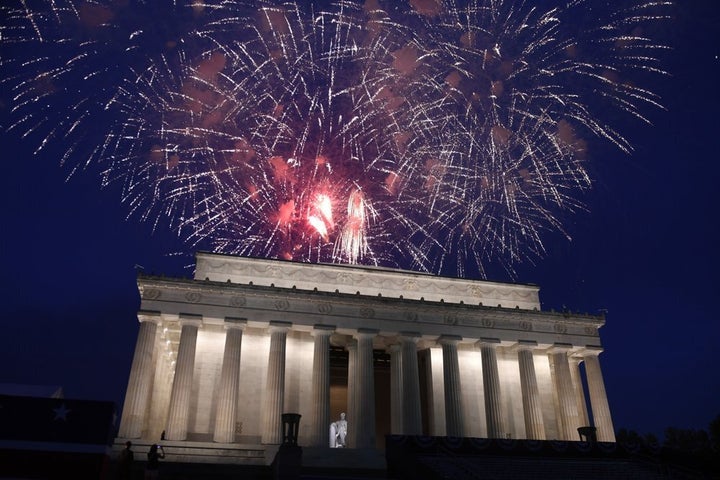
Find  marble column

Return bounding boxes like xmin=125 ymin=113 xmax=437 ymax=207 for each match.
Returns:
xmin=439 ymin=335 xmax=464 ymax=438
xmin=165 ymin=314 xmax=202 ymax=441
xmin=569 ymin=357 xmax=589 ymax=427
xmin=309 ymin=325 xmax=335 ymax=447
xmin=582 ymin=347 xmax=616 ymax=442
xmin=354 ymin=329 xmax=378 ymax=448
xmin=388 ymin=344 xmax=403 ymax=434
xmin=261 ymin=321 xmax=291 ymax=444
xmin=478 ymin=338 xmax=506 ymax=438
xmin=516 ymin=341 xmax=545 ymax=440
xmin=347 ymin=341 xmax=357 ymax=447
xmin=213 ymin=318 xmax=246 ymax=443
xmin=400 ymin=332 xmax=422 ymax=435
xmin=549 ymin=343 xmax=581 ymax=440
xmin=119 ymin=311 xmax=161 ymax=439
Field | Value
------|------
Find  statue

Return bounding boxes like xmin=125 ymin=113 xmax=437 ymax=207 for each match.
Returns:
xmin=329 ymin=412 xmax=348 ymax=448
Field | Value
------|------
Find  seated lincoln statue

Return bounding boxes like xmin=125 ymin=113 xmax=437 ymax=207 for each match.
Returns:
xmin=329 ymin=413 xmax=348 ymax=448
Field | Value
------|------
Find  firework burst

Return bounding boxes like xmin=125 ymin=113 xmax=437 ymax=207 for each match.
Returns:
xmin=0 ymin=0 xmax=670 ymax=277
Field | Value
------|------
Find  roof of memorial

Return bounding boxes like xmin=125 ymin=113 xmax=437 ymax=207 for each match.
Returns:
xmin=193 ymin=252 xmax=542 ymax=310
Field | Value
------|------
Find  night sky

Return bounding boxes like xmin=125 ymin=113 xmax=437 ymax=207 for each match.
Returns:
xmin=1 ymin=0 xmax=718 ymax=441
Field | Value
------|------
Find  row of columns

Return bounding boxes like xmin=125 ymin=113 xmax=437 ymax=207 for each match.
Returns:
xmin=119 ymin=314 xmax=615 ymax=445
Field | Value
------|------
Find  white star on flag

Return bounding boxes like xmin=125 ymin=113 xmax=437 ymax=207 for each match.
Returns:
xmin=53 ymin=403 xmax=71 ymax=421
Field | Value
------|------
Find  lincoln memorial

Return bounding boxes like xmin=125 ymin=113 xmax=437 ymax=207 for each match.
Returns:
xmin=115 ymin=252 xmax=615 ymax=465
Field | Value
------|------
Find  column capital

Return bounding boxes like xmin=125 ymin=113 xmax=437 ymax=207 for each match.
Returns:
xmin=568 ymin=356 xmax=584 ymax=365
xmin=399 ymin=331 xmax=422 ymax=342
xmin=477 ymin=337 xmax=501 ymax=348
xmin=579 ymin=345 xmax=604 ymax=357
xmin=513 ymin=340 xmax=538 ymax=351
xmin=268 ymin=320 xmax=292 ymax=333
xmin=137 ymin=310 xmax=161 ymax=324
xmin=438 ymin=335 xmax=462 ymax=345
xmin=548 ymin=342 xmax=573 ymax=354
xmin=224 ymin=317 xmax=247 ymax=330
xmin=178 ymin=313 xmax=203 ymax=328
xmin=311 ymin=324 xmax=336 ymax=336
xmin=354 ymin=328 xmax=379 ymax=339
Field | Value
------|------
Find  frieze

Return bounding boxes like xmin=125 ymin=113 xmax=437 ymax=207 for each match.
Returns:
xmin=520 ymin=320 xmax=533 ymax=331
xmin=554 ymin=323 xmax=568 ymax=334
xmin=461 ymin=317 xmax=480 ymax=326
xmin=444 ymin=313 xmax=458 ymax=326
xmin=359 ymin=306 xmax=375 ymax=318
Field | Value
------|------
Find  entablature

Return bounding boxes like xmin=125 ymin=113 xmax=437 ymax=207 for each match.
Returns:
xmin=137 ymin=273 xmax=603 ymax=349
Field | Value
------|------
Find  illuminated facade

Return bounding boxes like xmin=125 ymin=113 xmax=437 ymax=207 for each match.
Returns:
xmin=115 ymin=252 xmax=614 ymax=464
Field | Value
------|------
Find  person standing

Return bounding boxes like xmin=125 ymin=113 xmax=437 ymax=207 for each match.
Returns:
xmin=144 ymin=444 xmax=165 ymax=480
xmin=117 ymin=441 xmax=134 ymax=480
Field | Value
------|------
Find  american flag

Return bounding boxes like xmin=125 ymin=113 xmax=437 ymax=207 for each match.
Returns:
xmin=0 ymin=394 xmax=116 ymax=479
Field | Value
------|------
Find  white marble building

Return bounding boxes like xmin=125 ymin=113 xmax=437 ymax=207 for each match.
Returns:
xmin=115 ymin=252 xmax=615 ymax=464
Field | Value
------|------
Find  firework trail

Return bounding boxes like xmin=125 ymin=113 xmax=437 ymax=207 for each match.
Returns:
xmin=0 ymin=0 xmax=670 ymax=278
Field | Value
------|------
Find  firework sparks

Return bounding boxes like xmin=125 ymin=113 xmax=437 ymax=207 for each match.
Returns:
xmin=0 ymin=0 xmax=670 ymax=277
xmin=335 ymin=188 xmax=375 ymax=265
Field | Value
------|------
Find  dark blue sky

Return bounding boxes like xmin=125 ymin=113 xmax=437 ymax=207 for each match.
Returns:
xmin=1 ymin=0 xmax=719 ymax=440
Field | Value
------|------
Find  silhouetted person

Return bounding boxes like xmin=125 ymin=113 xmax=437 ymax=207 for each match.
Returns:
xmin=117 ymin=441 xmax=134 ymax=480
xmin=145 ymin=444 xmax=165 ymax=480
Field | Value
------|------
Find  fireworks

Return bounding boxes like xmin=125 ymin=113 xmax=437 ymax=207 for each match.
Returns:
xmin=0 ymin=0 xmax=670 ymax=277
